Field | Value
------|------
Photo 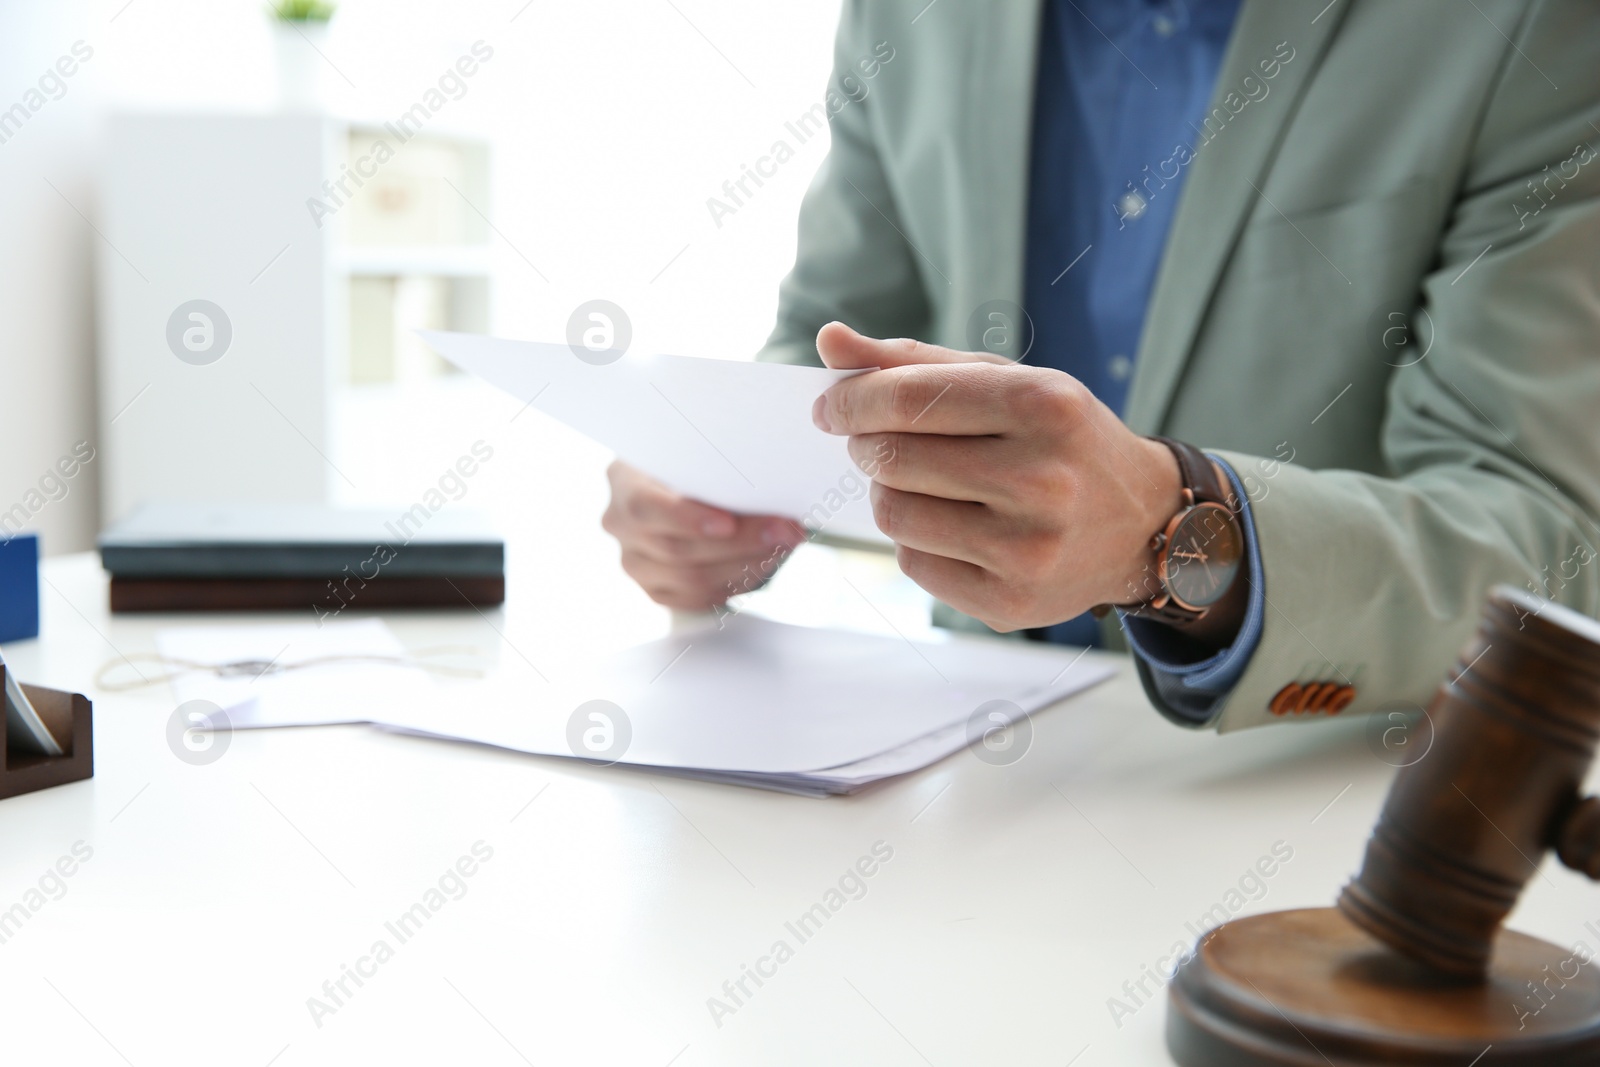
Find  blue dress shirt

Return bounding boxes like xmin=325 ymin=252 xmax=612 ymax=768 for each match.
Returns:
xmin=1022 ymin=0 xmax=1262 ymax=723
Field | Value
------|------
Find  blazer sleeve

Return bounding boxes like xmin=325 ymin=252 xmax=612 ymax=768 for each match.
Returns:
xmin=1197 ymin=1 xmax=1600 ymax=732
xmin=754 ymin=0 xmax=933 ymax=368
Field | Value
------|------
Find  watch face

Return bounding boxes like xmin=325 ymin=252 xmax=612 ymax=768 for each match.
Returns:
xmin=1162 ymin=503 xmax=1243 ymax=610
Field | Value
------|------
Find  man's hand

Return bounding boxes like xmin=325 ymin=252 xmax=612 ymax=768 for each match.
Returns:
xmin=812 ymin=322 xmax=1184 ymax=632
xmin=602 ymin=461 xmax=807 ymax=611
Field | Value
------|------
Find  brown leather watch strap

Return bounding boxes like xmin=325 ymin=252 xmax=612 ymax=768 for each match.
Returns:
xmin=1121 ymin=597 xmax=1202 ymax=626
xmin=1149 ymin=435 xmax=1231 ymax=510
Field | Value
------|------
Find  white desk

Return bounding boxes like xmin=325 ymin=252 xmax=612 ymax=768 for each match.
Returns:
xmin=5 ymin=550 xmax=1599 ymax=1067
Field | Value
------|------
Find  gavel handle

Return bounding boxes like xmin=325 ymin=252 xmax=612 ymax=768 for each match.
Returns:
xmin=1557 ymin=796 xmax=1600 ymax=880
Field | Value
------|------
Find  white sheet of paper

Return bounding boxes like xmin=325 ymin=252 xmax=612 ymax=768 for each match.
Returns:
xmin=376 ymin=615 xmax=1114 ymax=775
xmin=418 ymin=330 xmax=888 ymax=543
xmin=632 ymin=670 xmax=1115 ymax=795
xmin=643 ymin=643 xmax=1113 ymax=794
xmin=157 ymin=619 xmax=439 ymax=729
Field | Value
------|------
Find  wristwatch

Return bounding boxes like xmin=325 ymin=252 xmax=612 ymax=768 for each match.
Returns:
xmin=1113 ymin=436 xmax=1245 ymax=626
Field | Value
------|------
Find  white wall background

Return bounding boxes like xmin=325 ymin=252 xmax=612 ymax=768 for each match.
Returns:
xmin=0 ymin=3 xmax=105 ymax=557
xmin=0 ymin=0 xmax=844 ymax=554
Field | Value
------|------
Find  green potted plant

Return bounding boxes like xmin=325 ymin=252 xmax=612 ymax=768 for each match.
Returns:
xmin=271 ymin=1 xmax=336 ymax=22
xmin=270 ymin=1 xmax=338 ymax=110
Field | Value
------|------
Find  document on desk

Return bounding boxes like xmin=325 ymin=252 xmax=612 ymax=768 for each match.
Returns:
xmin=157 ymin=616 xmax=1113 ymax=796
xmin=418 ymin=330 xmax=889 ymax=544
xmin=377 ymin=615 xmax=1116 ymax=796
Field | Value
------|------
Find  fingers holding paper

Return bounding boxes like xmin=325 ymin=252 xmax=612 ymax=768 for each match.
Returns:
xmin=603 ymin=461 xmax=807 ymax=610
xmin=814 ymin=323 xmax=1182 ymax=632
xmin=814 ymin=319 xmax=1013 ymax=370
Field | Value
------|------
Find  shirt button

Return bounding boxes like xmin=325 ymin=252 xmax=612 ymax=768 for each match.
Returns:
xmin=1153 ymin=15 xmax=1177 ymax=36
xmin=1108 ymin=354 xmax=1133 ymax=381
xmin=1118 ymin=191 xmax=1147 ymax=222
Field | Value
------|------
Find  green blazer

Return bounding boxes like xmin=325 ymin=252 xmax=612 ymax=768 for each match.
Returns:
xmin=756 ymin=0 xmax=1600 ymax=731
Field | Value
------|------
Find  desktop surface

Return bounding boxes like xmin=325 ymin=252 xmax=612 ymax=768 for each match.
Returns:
xmin=3 ymin=551 xmax=1597 ymax=1067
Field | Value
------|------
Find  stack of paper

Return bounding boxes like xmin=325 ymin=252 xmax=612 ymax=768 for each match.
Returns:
xmin=157 ymin=617 xmax=1113 ymax=796
xmin=378 ymin=614 xmax=1114 ymax=795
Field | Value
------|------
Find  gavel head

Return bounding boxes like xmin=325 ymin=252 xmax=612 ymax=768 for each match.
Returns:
xmin=1338 ymin=585 xmax=1600 ymax=978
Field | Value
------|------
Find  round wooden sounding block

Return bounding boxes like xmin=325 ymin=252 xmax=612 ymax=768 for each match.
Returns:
xmin=1167 ymin=907 xmax=1600 ymax=1066
xmin=1166 ymin=587 xmax=1600 ymax=1065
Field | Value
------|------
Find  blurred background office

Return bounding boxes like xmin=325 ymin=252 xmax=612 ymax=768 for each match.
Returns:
xmin=0 ymin=0 xmax=845 ymax=566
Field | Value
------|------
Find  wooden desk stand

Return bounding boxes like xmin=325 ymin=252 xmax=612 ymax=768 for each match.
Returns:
xmin=0 ymin=665 xmax=94 ymax=801
xmin=1167 ymin=586 xmax=1600 ymax=1066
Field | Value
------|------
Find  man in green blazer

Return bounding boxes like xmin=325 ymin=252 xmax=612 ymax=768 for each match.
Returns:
xmin=602 ymin=0 xmax=1600 ymax=732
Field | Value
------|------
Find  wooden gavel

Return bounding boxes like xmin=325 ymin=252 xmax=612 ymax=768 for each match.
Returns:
xmin=1167 ymin=585 xmax=1600 ymax=1066
xmin=1339 ymin=585 xmax=1600 ymax=978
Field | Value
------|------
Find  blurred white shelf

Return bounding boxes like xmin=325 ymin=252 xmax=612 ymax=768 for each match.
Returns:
xmin=97 ymin=113 xmax=493 ymax=523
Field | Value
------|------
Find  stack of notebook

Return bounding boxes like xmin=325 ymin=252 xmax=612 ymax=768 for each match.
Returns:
xmin=99 ymin=502 xmax=504 ymax=614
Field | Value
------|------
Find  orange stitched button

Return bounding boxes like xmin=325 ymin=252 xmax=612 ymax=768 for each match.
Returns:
xmin=1271 ymin=681 xmax=1356 ymax=716
xmin=1305 ymin=682 xmax=1341 ymax=714
xmin=1270 ymin=683 xmax=1303 ymax=716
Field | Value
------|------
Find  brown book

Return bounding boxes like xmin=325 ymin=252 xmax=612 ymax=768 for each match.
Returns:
xmin=109 ymin=574 xmax=505 ymax=614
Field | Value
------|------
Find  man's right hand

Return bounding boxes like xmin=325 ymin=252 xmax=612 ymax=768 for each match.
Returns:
xmin=602 ymin=461 xmax=808 ymax=611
